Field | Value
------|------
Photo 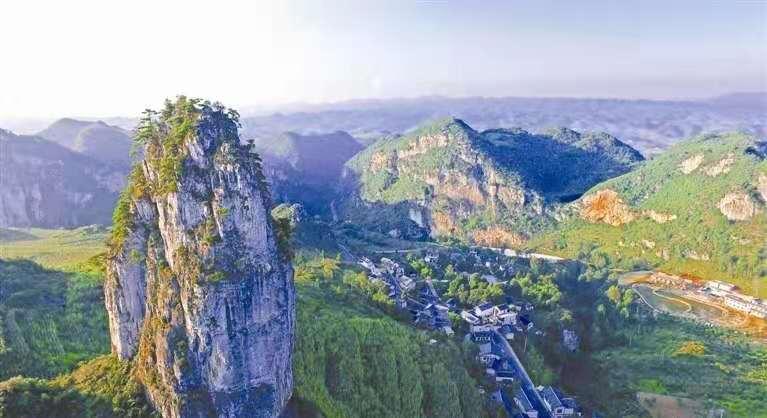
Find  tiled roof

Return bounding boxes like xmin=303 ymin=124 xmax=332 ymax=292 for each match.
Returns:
xmin=541 ymin=386 xmax=563 ymax=409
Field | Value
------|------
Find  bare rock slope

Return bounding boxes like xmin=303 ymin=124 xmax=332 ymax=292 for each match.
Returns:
xmin=105 ymin=98 xmax=295 ymax=418
xmin=0 ymin=129 xmax=125 ymax=227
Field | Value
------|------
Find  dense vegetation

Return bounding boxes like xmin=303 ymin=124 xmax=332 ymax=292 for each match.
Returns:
xmin=291 ymin=255 xmax=501 ymax=418
xmin=533 ymin=132 xmax=767 ymax=296
xmin=495 ymin=249 xmax=767 ymax=417
xmin=0 ymin=259 xmax=109 ymax=380
xmin=0 ymin=355 xmax=156 ymax=417
xmin=0 ymin=233 xmax=501 ymax=418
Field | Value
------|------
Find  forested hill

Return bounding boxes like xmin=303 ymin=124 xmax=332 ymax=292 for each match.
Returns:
xmin=341 ymin=117 xmax=642 ymax=245
xmin=534 ymin=131 xmax=767 ymax=296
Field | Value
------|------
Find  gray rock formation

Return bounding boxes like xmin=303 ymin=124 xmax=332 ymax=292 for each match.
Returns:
xmin=0 ymin=129 xmax=125 ymax=228
xmin=105 ymin=98 xmax=295 ymax=418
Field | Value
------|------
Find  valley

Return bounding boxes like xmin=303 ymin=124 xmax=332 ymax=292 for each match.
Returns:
xmin=0 ymin=97 xmax=765 ymax=418
xmin=2 ymin=1 xmax=765 ymax=417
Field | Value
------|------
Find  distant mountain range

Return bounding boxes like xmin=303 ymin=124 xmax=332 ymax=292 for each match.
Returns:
xmin=241 ymin=93 xmax=767 ymax=155
xmin=252 ymin=131 xmax=363 ymax=216
xmin=36 ymin=118 xmax=133 ymax=166
xmin=0 ymin=128 xmax=126 ymax=228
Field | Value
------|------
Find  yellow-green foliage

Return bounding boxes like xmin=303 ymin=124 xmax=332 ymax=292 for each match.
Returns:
xmin=592 ymin=318 xmax=767 ymax=416
xmin=0 ymin=259 xmax=109 ymax=380
xmin=0 ymin=356 xmax=156 ymax=418
xmin=141 ymin=96 xmax=203 ymax=195
xmin=672 ymin=340 xmax=706 ymax=357
xmin=533 ymin=132 xmax=767 ymax=296
xmin=0 ymin=227 xmax=107 ymax=271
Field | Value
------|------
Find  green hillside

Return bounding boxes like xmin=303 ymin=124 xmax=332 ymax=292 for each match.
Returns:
xmin=0 ymin=234 xmax=495 ymax=418
xmin=343 ymin=117 xmax=642 ymax=245
xmin=0 ymin=259 xmax=110 ymax=380
xmin=37 ymin=118 xmax=133 ymax=166
xmin=0 ymin=226 xmax=109 ymax=270
xmin=533 ymin=132 xmax=767 ymax=296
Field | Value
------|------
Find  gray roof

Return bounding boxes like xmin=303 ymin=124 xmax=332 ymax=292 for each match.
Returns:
xmin=541 ymin=386 xmax=563 ymax=409
xmin=514 ymin=387 xmax=534 ymax=411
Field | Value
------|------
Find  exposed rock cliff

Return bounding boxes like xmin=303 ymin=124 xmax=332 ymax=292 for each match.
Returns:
xmin=539 ymin=132 xmax=767 ymax=294
xmin=0 ymin=129 xmax=125 ymax=227
xmin=105 ymin=98 xmax=295 ymax=418
xmin=343 ymin=118 xmax=643 ymax=244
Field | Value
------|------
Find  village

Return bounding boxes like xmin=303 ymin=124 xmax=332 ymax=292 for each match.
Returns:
xmin=359 ymin=253 xmax=583 ymax=418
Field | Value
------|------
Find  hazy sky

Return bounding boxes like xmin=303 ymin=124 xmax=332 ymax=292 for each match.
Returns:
xmin=1 ymin=0 xmax=765 ymax=118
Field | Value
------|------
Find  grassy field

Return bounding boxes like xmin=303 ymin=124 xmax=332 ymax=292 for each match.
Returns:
xmin=0 ymin=226 xmax=108 ymax=270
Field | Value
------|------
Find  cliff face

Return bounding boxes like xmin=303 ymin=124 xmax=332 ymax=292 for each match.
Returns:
xmin=343 ymin=118 xmax=642 ymax=244
xmin=252 ymin=131 xmax=363 ymax=217
xmin=0 ymin=129 xmax=125 ymax=228
xmin=540 ymin=132 xmax=767 ymax=296
xmin=105 ymin=98 xmax=295 ymax=418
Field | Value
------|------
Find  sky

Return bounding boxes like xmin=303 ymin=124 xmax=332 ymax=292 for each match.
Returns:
xmin=0 ymin=0 xmax=765 ymax=118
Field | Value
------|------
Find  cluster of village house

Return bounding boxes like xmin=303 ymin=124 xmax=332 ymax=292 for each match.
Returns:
xmin=359 ymin=257 xmax=454 ymax=335
xmin=360 ymin=255 xmax=581 ymax=417
xmin=649 ymin=272 xmax=767 ymax=319
xmin=467 ymin=305 xmax=581 ymax=418
xmin=511 ymin=385 xmax=581 ymax=418
xmin=461 ymin=302 xmax=534 ymax=340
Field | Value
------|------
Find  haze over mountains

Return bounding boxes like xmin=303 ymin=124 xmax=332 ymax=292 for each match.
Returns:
xmin=0 ymin=128 xmax=125 ymax=227
xmin=240 ymin=92 xmax=767 ymax=155
xmin=1 ymin=93 xmax=764 ymax=230
xmin=37 ymin=118 xmax=133 ymax=166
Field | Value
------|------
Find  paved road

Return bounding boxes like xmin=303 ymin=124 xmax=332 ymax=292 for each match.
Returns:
xmin=491 ymin=331 xmax=552 ymax=418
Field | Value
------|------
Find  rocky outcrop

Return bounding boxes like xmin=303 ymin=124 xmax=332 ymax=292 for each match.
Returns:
xmin=345 ymin=118 xmax=642 ymax=240
xmin=758 ymin=173 xmax=767 ymax=203
xmin=105 ymin=98 xmax=295 ymax=418
xmin=471 ymin=227 xmax=526 ymax=248
xmin=643 ymin=210 xmax=677 ymax=224
xmin=704 ymin=153 xmax=735 ymax=177
xmin=718 ymin=191 xmax=758 ymax=221
xmin=580 ymin=189 xmax=636 ymax=226
xmin=0 ymin=129 xmax=126 ymax=228
xmin=679 ymin=154 xmax=704 ymax=174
